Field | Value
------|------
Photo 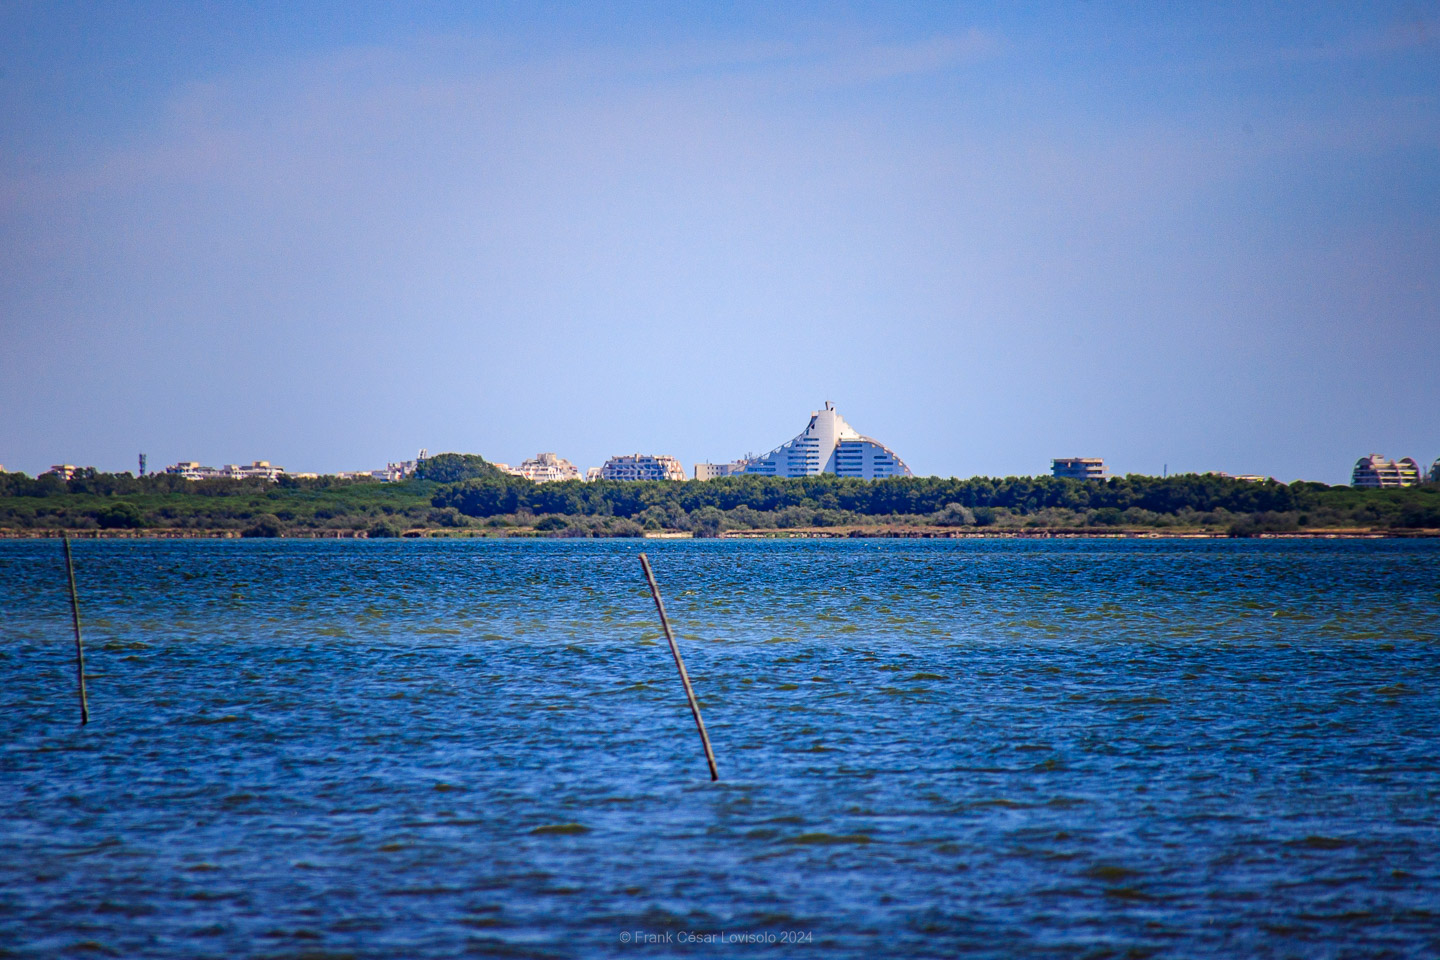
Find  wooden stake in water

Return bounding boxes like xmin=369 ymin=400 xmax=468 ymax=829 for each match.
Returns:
xmin=639 ymin=553 xmax=718 ymax=781
xmin=62 ymin=536 xmax=90 ymax=725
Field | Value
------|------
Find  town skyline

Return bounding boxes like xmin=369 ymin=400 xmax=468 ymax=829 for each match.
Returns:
xmin=16 ymin=444 xmax=1440 ymax=490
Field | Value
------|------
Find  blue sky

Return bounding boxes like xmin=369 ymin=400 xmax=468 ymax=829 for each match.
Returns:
xmin=2 ymin=2 xmax=1437 ymax=483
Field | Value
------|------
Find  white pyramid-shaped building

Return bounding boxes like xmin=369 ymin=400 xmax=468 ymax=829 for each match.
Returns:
xmin=744 ymin=403 xmax=911 ymax=479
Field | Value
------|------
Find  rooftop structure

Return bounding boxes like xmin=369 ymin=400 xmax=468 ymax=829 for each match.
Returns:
xmin=1352 ymin=454 xmax=1421 ymax=488
xmin=513 ymin=452 xmax=582 ymax=483
xmin=599 ymin=453 xmax=688 ymax=482
xmin=744 ymin=403 xmax=911 ymax=479
xmin=46 ymin=464 xmax=82 ymax=481
xmin=1052 ymin=458 xmax=1107 ymax=481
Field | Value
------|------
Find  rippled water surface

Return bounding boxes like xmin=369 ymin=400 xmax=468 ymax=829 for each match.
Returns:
xmin=3 ymin=539 xmax=1439 ymax=958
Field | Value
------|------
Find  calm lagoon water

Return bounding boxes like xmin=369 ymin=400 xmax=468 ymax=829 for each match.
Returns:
xmin=2 ymin=538 xmax=1438 ymax=958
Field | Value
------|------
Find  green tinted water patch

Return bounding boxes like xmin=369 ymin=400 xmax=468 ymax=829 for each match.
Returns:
xmin=784 ymin=832 xmax=873 ymax=845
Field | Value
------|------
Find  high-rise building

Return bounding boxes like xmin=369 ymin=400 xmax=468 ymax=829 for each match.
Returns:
xmin=1052 ymin=458 xmax=1108 ymax=480
xmin=599 ymin=454 xmax=687 ymax=481
xmin=1351 ymin=455 xmax=1421 ymax=488
xmin=743 ymin=403 xmax=910 ymax=479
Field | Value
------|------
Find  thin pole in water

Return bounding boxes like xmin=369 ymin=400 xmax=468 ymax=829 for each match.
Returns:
xmin=639 ymin=553 xmax=718 ymax=781
xmin=62 ymin=536 xmax=89 ymax=725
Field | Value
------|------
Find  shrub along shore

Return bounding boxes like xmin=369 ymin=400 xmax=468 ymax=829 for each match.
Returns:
xmin=2 ymin=459 xmax=1438 ymax=538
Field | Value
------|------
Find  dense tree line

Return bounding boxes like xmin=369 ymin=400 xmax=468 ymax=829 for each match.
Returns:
xmin=431 ymin=473 xmax=1440 ymax=533
xmin=0 ymin=470 xmax=411 ymax=498
xmin=0 ymin=469 xmax=438 ymax=533
xmin=2 ymin=467 xmax=1438 ymax=535
xmin=433 ymin=473 xmax=1316 ymax=518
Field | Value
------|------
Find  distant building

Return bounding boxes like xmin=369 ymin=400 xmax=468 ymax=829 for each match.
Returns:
xmin=165 ymin=461 xmax=211 ymax=480
xmin=744 ymin=403 xmax=911 ymax=479
xmin=1351 ymin=455 xmax=1421 ymax=488
xmin=46 ymin=464 xmax=82 ymax=481
xmin=584 ymin=466 xmax=602 ymax=482
xmin=1052 ymin=458 xmax=1107 ymax=481
xmin=381 ymin=459 xmax=418 ymax=482
xmin=694 ymin=459 xmax=751 ymax=481
xmin=1431 ymin=459 xmax=1440 ymax=484
xmin=512 ymin=452 xmax=582 ymax=483
xmin=228 ymin=460 xmax=285 ymax=481
xmin=600 ymin=453 xmax=688 ymax=482
xmin=337 ymin=452 xmax=424 ymax=482
xmin=1208 ymin=472 xmax=1272 ymax=483
xmin=165 ymin=460 xmax=285 ymax=482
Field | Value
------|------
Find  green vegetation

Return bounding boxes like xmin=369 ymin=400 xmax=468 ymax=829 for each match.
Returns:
xmin=412 ymin=453 xmax=504 ymax=484
xmin=0 ymin=471 xmax=440 ymax=536
xmin=432 ymin=473 xmax=1440 ymax=536
xmin=1 ymin=468 xmax=1437 ymax=537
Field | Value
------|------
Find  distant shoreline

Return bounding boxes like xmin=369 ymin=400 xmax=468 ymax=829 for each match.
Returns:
xmin=7 ymin=471 xmax=1437 ymax=540
xmin=3 ymin=526 xmax=1435 ymax=540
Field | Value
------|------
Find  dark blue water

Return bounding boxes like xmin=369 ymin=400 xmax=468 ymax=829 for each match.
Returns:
xmin=2 ymin=539 xmax=1438 ymax=958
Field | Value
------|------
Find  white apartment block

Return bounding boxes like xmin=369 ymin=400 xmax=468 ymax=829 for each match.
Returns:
xmin=513 ymin=452 xmax=582 ymax=483
xmin=744 ymin=403 xmax=911 ymax=479
xmin=1351 ymin=454 xmax=1421 ymax=488
xmin=599 ymin=453 xmax=688 ymax=482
